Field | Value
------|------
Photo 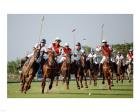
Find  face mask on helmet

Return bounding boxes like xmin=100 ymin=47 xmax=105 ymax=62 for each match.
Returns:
xmin=76 ymin=46 xmax=80 ymax=50
xmin=41 ymin=43 xmax=45 ymax=47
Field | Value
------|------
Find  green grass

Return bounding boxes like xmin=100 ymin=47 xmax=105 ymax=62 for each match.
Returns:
xmin=7 ymin=80 xmax=133 ymax=98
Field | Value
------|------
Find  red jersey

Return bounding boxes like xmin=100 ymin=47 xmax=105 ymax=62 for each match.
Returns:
xmin=52 ymin=43 xmax=61 ymax=55
xmin=127 ymin=52 xmax=133 ymax=60
xmin=101 ymin=44 xmax=112 ymax=57
xmin=63 ymin=48 xmax=71 ymax=55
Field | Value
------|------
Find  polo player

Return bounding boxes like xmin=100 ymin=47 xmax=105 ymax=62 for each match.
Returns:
xmin=51 ymin=37 xmax=62 ymax=56
xmin=59 ymin=43 xmax=72 ymax=64
xmin=20 ymin=39 xmax=47 ymax=68
xmin=87 ymin=48 xmax=99 ymax=64
xmin=116 ymin=51 xmax=124 ymax=65
xmin=126 ymin=49 xmax=133 ymax=64
xmin=73 ymin=42 xmax=84 ymax=64
xmin=50 ymin=37 xmax=63 ymax=68
xmin=97 ymin=40 xmax=113 ymax=76
xmin=36 ymin=39 xmax=47 ymax=63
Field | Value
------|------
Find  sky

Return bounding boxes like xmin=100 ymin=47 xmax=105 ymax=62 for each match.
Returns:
xmin=7 ymin=14 xmax=133 ymax=61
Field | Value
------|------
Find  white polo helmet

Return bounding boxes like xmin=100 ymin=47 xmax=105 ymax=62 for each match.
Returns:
xmin=102 ymin=40 xmax=107 ymax=43
xmin=55 ymin=37 xmax=61 ymax=42
xmin=64 ymin=43 xmax=69 ymax=47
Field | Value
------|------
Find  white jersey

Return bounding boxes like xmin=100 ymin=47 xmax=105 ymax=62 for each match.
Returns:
xmin=34 ymin=43 xmax=47 ymax=52
xmin=116 ymin=54 xmax=124 ymax=64
xmin=87 ymin=53 xmax=100 ymax=64
xmin=27 ymin=43 xmax=47 ymax=58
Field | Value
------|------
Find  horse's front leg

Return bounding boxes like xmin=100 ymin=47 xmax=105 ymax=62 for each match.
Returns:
xmin=128 ymin=71 xmax=131 ymax=83
xmin=111 ymin=73 xmax=114 ymax=86
xmin=121 ymin=73 xmax=124 ymax=84
xmin=20 ymin=75 xmax=26 ymax=93
xmin=66 ymin=71 xmax=70 ymax=90
xmin=106 ymin=73 xmax=111 ymax=90
xmin=48 ymin=76 xmax=54 ymax=91
xmin=88 ymin=69 xmax=92 ymax=85
xmin=79 ymin=74 xmax=83 ymax=88
xmin=75 ymin=72 xmax=80 ymax=89
xmin=84 ymin=70 xmax=88 ymax=88
xmin=56 ymin=75 xmax=59 ymax=86
xmin=41 ymin=75 xmax=46 ymax=94
xmin=102 ymin=73 xmax=105 ymax=84
xmin=93 ymin=73 xmax=97 ymax=86
xmin=24 ymin=75 xmax=33 ymax=94
xmin=107 ymin=76 xmax=111 ymax=90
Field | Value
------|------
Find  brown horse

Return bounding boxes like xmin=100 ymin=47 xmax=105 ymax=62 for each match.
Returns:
xmin=41 ymin=51 xmax=56 ymax=94
xmin=75 ymin=54 xmax=88 ymax=89
xmin=88 ymin=58 xmax=98 ymax=86
xmin=20 ymin=49 xmax=40 ymax=94
xmin=102 ymin=58 xmax=112 ymax=90
xmin=116 ymin=59 xmax=125 ymax=83
xmin=60 ymin=54 xmax=71 ymax=89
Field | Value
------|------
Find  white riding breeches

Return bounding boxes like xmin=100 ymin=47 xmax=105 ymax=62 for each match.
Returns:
xmin=59 ymin=56 xmax=66 ymax=63
xmin=100 ymin=56 xmax=109 ymax=64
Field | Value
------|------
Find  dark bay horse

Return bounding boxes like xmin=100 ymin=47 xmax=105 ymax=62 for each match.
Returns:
xmin=88 ymin=58 xmax=98 ymax=86
xmin=116 ymin=59 xmax=125 ymax=83
xmin=60 ymin=54 xmax=71 ymax=89
xmin=20 ymin=49 xmax=40 ymax=94
xmin=102 ymin=58 xmax=112 ymax=90
xmin=74 ymin=54 xmax=88 ymax=89
xmin=41 ymin=51 xmax=56 ymax=94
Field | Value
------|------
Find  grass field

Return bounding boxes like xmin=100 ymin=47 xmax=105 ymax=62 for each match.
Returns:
xmin=7 ymin=80 xmax=133 ymax=98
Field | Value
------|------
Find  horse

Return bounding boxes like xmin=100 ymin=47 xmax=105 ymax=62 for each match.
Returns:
xmin=20 ymin=49 xmax=40 ymax=94
xmin=110 ymin=57 xmax=117 ymax=86
xmin=116 ymin=59 xmax=125 ymax=83
xmin=102 ymin=57 xmax=112 ymax=90
xmin=126 ymin=61 xmax=133 ymax=83
xmin=60 ymin=54 xmax=71 ymax=89
xmin=74 ymin=54 xmax=88 ymax=89
xmin=88 ymin=57 xmax=98 ymax=86
xmin=41 ymin=51 xmax=57 ymax=94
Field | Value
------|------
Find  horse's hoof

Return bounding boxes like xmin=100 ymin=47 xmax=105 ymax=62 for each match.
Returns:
xmin=77 ymin=87 xmax=80 ymax=89
xmin=42 ymin=91 xmax=44 ymax=94
xmin=102 ymin=81 xmax=105 ymax=84
xmin=85 ymin=86 xmax=88 ymax=88
xmin=111 ymin=84 xmax=114 ymax=86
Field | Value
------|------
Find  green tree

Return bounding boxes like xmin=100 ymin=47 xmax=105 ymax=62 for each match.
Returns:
xmin=7 ymin=59 xmax=20 ymax=75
